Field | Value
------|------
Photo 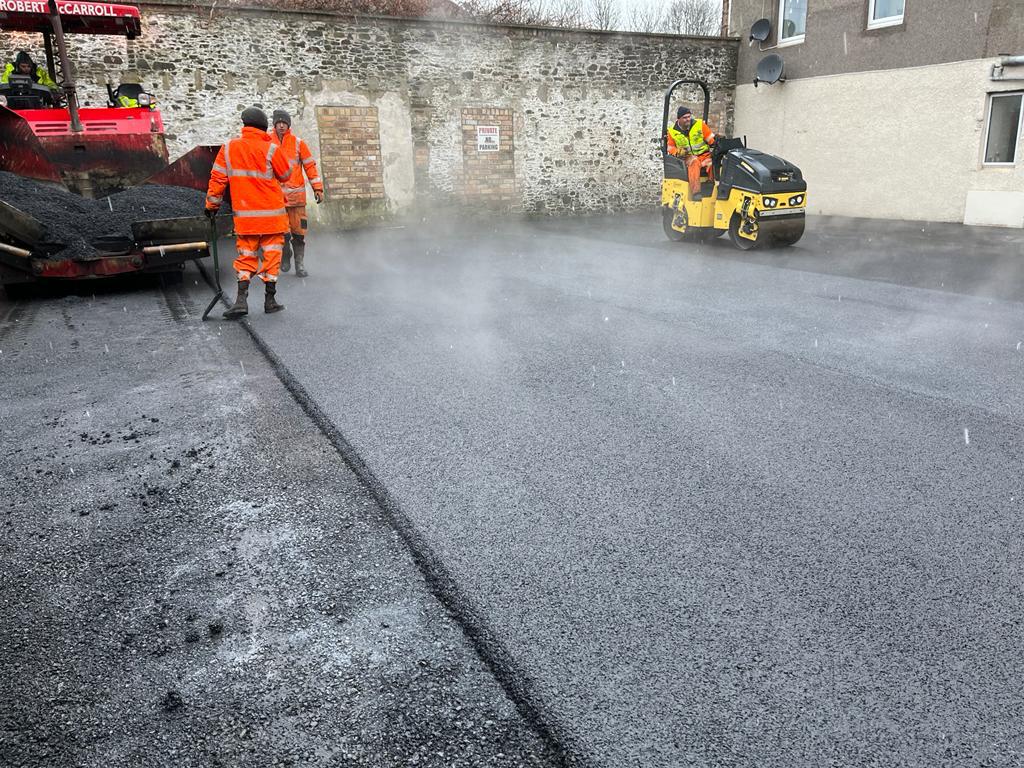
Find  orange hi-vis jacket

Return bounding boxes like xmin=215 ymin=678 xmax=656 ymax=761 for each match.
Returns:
xmin=206 ymin=126 xmax=293 ymax=235
xmin=272 ymin=129 xmax=324 ymax=208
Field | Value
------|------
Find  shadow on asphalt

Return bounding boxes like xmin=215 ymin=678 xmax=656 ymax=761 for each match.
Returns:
xmin=1 ymin=270 xmax=186 ymax=302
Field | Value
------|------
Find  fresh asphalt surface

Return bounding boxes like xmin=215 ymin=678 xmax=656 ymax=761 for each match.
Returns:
xmin=0 ymin=282 xmax=559 ymax=768
xmin=202 ymin=211 xmax=1021 ymax=767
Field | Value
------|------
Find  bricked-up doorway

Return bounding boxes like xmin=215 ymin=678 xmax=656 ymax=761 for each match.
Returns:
xmin=461 ymin=108 xmax=515 ymax=204
xmin=316 ymin=106 xmax=385 ymax=223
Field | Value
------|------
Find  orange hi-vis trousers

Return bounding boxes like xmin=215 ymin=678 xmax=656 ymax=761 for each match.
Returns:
xmin=234 ymin=233 xmax=286 ymax=283
xmin=687 ymin=152 xmax=713 ymax=195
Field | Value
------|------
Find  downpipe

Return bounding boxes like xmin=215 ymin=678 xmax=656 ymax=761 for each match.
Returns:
xmin=991 ymin=55 xmax=1024 ymax=81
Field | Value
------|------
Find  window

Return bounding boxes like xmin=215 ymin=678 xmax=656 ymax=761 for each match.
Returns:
xmin=984 ymin=92 xmax=1022 ymax=165
xmin=778 ymin=0 xmax=807 ymax=44
xmin=868 ymin=0 xmax=904 ymax=29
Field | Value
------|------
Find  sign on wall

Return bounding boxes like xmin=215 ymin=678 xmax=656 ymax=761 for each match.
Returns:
xmin=477 ymin=125 xmax=500 ymax=152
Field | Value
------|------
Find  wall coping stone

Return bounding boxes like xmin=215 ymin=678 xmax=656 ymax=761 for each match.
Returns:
xmin=137 ymin=0 xmax=740 ymax=47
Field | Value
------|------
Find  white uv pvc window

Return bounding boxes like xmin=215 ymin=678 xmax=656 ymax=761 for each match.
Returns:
xmin=984 ymin=92 xmax=1023 ymax=165
xmin=778 ymin=0 xmax=807 ymax=44
xmin=868 ymin=0 xmax=905 ymax=29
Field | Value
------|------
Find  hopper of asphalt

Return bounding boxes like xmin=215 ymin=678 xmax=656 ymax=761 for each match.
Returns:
xmin=0 ymin=171 xmax=228 ymax=260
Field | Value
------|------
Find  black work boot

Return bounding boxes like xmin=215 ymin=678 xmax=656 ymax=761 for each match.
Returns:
xmin=280 ymin=235 xmax=292 ymax=273
xmin=223 ymin=279 xmax=249 ymax=319
xmin=293 ymin=235 xmax=308 ymax=278
xmin=264 ymin=281 xmax=285 ymax=314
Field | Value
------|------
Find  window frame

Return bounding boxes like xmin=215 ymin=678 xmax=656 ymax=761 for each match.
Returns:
xmin=777 ymin=0 xmax=806 ymax=46
xmin=867 ymin=0 xmax=905 ymax=30
xmin=982 ymin=90 xmax=1023 ymax=167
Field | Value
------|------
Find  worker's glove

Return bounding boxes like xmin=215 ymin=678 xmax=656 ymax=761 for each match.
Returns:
xmin=314 ymin=190 xmax=324 ymax=204
xmin=204 ymin=207 xmax=218 ymax=221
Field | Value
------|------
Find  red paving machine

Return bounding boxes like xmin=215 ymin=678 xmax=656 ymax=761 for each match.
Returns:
xmin=0 ymin=0 xmax=223 ymax=289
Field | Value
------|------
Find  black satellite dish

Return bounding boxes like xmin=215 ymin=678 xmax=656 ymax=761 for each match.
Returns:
xmin=749 ymin=18 xmax=771 ymax=43
xmin=754 ymin=54 xmax=786 ymax=87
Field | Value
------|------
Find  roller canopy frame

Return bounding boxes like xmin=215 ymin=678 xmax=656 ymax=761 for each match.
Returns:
xmin=661 ymin=79 xmax=710 ymax=158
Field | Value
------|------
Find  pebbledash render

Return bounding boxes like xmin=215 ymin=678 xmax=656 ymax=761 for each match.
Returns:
xmin=730 ymin=0 xmax=1024 ymax=227
xmin=26 ymin=1 xmax=738 ymax=226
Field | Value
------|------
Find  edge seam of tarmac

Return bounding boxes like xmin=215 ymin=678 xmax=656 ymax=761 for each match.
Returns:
xmin=195 ymin=265 xmax=584 ymax=768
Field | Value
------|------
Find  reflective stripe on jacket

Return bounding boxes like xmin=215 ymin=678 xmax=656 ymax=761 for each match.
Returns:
xmin=206 ymin=125 xmax=292 ymax=235
xmin=2 ymin=62 xmax=57 ymax=89
xmin=272 ymin=129 xmax=324 ymax=208
xmin=667 ymin=118 xmax=715 ymax=157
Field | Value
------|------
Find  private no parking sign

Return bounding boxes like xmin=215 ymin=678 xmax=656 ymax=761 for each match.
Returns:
xmin=477 ymin=126 xmax=499 ymax=152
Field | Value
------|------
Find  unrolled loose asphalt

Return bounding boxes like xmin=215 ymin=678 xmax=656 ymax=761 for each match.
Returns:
xmin=0 ymin=281 xmax=559 ymax=767
xmin=202 ymin=212 xmax=1024 ymax=768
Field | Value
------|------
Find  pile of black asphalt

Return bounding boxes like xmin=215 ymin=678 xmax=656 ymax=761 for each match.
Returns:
xmin=0 ymin=171 xmax=213 ymax=260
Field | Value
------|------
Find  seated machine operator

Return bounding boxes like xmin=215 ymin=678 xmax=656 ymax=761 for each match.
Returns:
xmin=2 ymin=50 xmax=57 ymax=89
xmin=667 ymin=105 xmax=717 ymax=200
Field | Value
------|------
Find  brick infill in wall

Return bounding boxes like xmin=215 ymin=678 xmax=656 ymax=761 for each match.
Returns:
xmin=316 ymin=106 xmax=385 ymax=201
xmin=461 ymin=107 xmax=515 ymax=202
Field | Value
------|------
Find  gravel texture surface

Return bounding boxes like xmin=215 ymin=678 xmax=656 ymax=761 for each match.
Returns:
xmin=0 ymin=172 xmax=210 ymax=259
xmin=219 ymin=213 xmax=1024 ymax=767
xmin=0 ymin=281 xmax=561 ymax=768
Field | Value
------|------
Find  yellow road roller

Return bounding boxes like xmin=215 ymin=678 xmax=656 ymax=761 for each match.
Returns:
xmin=661 ymin=79 xmax=806 ymax=249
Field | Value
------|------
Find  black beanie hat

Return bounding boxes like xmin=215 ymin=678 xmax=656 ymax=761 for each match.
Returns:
xmin=15 ymin=51 xmax=34 ymax=67
xmin=271 ymin=109 xmax=291 ymax=127
xmin=241 ymin=107 xmax=269 ymax=131
xmin=676 ymin=105 xmax=692 ymax=119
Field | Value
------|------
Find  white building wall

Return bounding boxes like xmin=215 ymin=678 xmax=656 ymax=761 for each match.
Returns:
xmin=734 ymin=59 xmax=1024 ymax=227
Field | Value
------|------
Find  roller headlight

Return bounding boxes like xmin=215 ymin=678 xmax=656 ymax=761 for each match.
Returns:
xmin=789 ymin=194 xmax=804 ymax=206
xmin=137 ymin=93 xmax=152 ymax=107
xmin=762 ymin=197 xmax=778 ymax=208
xmin=0 ymin=95 xmax=6 ymax=107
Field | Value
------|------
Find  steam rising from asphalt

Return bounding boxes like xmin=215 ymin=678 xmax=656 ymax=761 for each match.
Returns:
xmin=247 ymin=210 xmax=1024 ymax=464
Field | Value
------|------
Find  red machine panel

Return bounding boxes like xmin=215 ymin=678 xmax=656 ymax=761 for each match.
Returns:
xmin=0 ymin=105 xmax=169 ymax=196
xmin=16 ymin=106 xmax=165 ymax=136
xmin=0 ymin=0 xmax=142 ymax=35
xmin=0 ymin=105 xmax=64 ymax=185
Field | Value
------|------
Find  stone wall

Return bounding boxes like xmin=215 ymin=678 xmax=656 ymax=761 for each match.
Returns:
xmin=4 ymin=3 xmax=738 ymax=224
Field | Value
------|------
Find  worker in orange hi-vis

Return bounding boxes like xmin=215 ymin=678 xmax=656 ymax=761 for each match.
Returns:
xmin=270 ymin=109 xmax=324 ymax=278
xmin=205 ymin=107 xmax=294 ymax=319
xmin=667 ymin=105 xmax=717 ymax=200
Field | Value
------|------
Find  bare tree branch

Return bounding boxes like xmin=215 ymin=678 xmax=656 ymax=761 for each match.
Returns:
xmin=627 ymin=0 xmax=664 ymax=32
xmin=663 ymin=0 xmax=720 ymax=35
xmin=459 ymin=0 xmax=584 ymax=26
xmin=588 ymin=0 xmax=619 ymax=30
xmin=213 ymin=0 xmax=438 ymax=14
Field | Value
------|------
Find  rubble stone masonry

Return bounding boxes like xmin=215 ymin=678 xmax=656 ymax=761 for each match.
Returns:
xmin=9 ymin=2 xmax=738 ymax=225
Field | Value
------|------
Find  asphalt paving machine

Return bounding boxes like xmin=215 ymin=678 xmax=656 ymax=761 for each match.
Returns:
xmin=661 ymin=79 xmax=807 ymax=249
xmin=0 ymin=0 xmax=217 ymax=196
xmin=0 ymin=0 xmax=222 ymax=289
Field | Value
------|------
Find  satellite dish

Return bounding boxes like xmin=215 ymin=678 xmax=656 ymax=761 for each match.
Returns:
xmin=754 ymin=54 xmax=786 ymax=87
xmin=749 ymin=18 xmax=771 ymax=43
